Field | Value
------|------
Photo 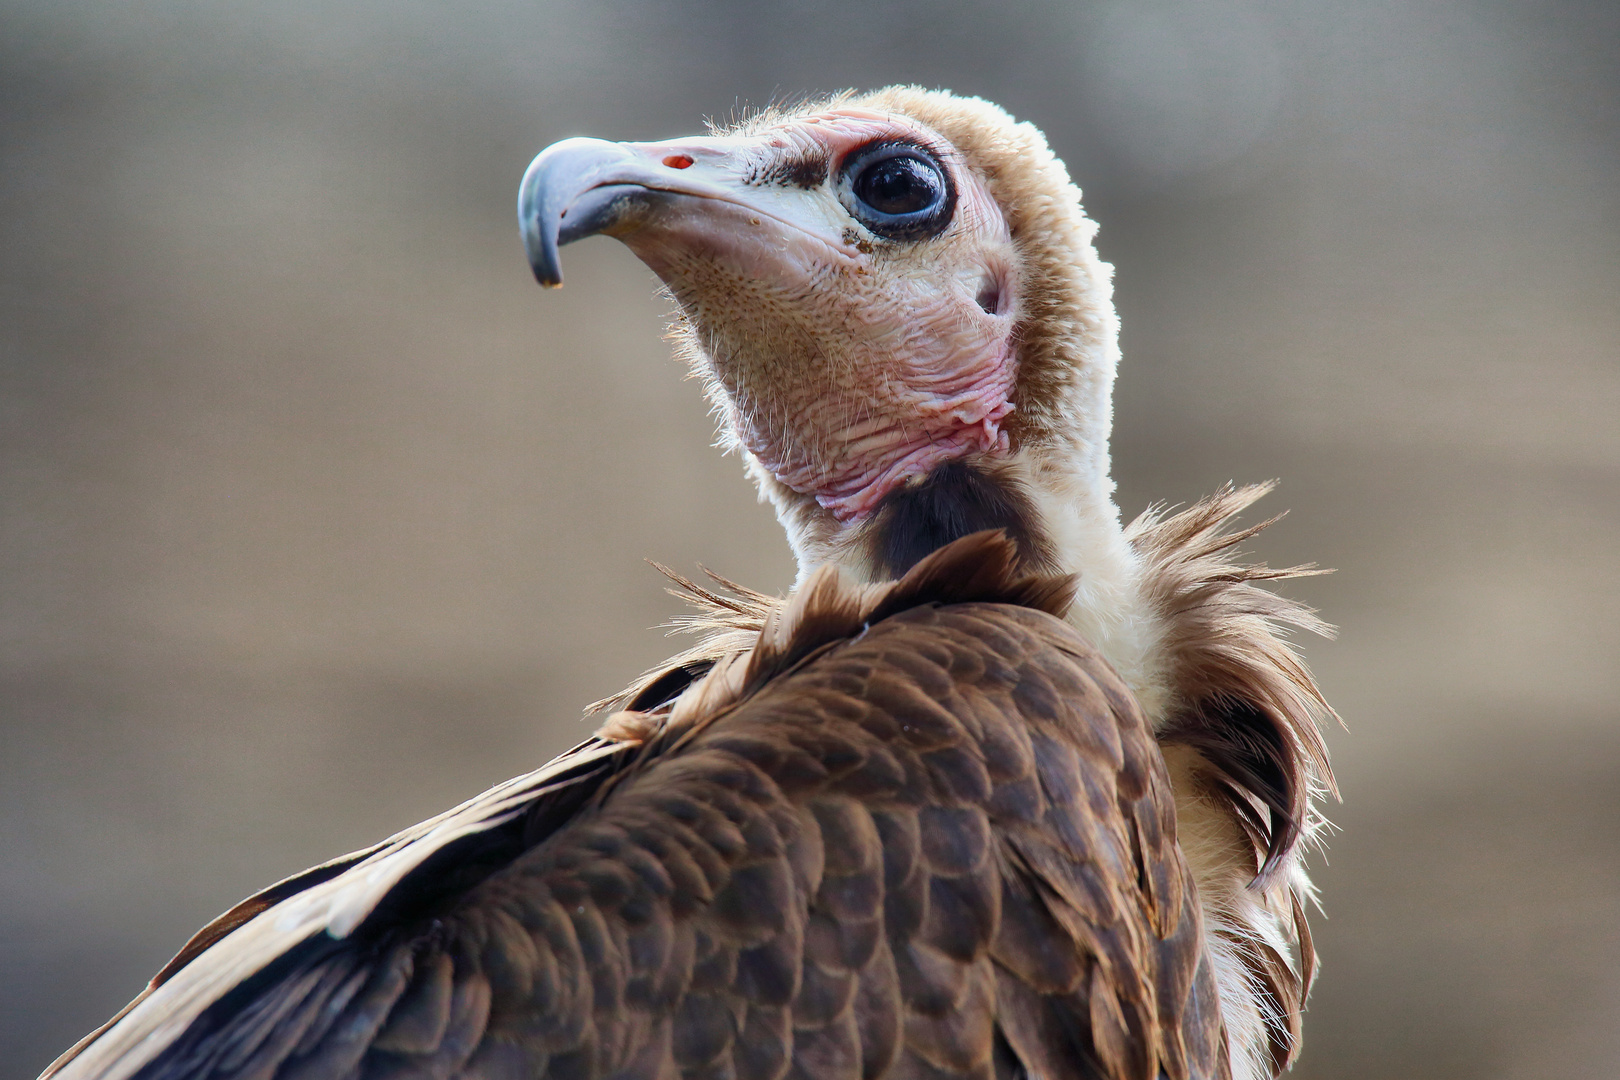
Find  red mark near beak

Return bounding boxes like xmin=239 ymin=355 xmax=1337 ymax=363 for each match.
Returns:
xmin=663 ymin=154 xmax=694 ymax=169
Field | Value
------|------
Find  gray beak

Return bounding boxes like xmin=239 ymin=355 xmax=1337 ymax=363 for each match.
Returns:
xmin=518 ymin=138 xmax=662 ymax=287
xmin=518 ymin=128 xmax=849 ymax=291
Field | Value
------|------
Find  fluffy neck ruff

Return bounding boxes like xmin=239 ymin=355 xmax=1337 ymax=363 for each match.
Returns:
xmin=1126 ymin=484 xmax=1337 ymax=1080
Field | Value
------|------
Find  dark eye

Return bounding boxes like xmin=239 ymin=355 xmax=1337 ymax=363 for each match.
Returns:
xmin=838 ymin=142 xmax=955 ymax=242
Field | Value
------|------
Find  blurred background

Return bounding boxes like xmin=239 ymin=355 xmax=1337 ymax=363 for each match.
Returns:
xmin=2 ymin=0 xmax=1616 ymax=1075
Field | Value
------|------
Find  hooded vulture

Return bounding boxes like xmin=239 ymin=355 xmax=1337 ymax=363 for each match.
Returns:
xmin=40 ymin=88 xmax=1336 ymax=1080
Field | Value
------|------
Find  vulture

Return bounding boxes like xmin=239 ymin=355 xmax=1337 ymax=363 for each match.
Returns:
xmin=39 ymin=88 xmax=1336 ymax=1080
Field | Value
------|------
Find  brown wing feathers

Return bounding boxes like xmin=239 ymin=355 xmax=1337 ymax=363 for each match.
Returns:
xmin=1126 ymin=485 xmax=1337 ymax=1076
xmin=62 ymin=534 xmax=1225 ymax=1080
xmin=1127 ymin=483 xmax=1336 ymax=883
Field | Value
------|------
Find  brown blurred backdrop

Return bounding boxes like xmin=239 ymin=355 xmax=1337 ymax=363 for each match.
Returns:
xmin=2 ymin=1 xmax=1617 ymax=1076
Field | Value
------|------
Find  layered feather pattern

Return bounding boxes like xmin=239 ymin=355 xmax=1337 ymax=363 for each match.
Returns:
xmin=45 ymin=534 xmax=1231 ymax=1080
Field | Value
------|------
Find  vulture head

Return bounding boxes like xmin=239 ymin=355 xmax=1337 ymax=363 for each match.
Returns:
xmin=520 ymin=89 xmax=1131 ymax=662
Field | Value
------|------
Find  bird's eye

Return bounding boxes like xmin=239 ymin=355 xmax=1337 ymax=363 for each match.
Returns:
xmin=838 ymin=142 xmax=955 ymax=242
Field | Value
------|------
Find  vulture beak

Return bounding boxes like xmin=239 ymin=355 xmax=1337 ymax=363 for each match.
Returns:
xmin=519 ymin=138 xmax=660 ymax=287
xmin=518 ymin=133 xmax=854 ymax=287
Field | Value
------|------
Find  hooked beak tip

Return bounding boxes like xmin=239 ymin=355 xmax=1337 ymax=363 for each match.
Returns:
xmin=531 ymin=259 xmax=564 ymax=288
xmin=520 ymin=172 xmax=565 ymax=287
xmin=519 ymin=137 xmax=644 ymax=291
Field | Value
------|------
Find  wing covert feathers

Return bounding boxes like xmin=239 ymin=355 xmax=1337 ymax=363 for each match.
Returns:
xmin=629 ymin=490 xmax=1340 ymax=1080
xmin=44 ymin=532 xmax=1229 ymax=1080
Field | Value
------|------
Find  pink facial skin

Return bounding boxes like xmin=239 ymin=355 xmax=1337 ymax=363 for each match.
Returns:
xmin=607 ymin=109 xmax=1020 ymax=524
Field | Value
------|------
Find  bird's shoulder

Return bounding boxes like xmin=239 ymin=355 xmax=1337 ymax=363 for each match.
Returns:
xmin=46 ymin=533 xmax=1224 ymax=1080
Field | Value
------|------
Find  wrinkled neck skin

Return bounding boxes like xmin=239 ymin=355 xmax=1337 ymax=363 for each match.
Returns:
xmin=661 ymin=238 xmax=1019 ymax=527
xmin=678 ymin=262 xmax=1170 ymax=730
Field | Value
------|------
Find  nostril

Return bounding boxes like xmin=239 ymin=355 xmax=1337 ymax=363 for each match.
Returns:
xmin=663 ymin=154 xmax=694 ymax=169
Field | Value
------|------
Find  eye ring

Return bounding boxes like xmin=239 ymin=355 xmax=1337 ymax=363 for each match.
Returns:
xmin=836 ymin=141 xmax=956 ymax=242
